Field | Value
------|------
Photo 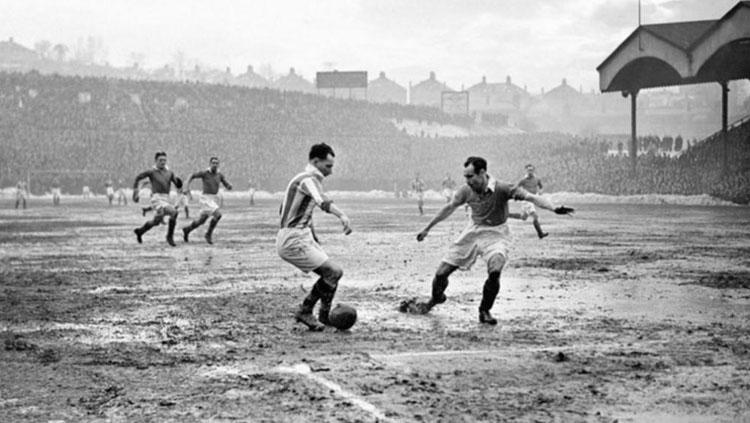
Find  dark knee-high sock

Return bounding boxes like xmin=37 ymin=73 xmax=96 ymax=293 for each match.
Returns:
xmin=186 ymin=215 xmax=208 ymax=231
xmin=480 ymin=272 xmax=501 ymax=312
xmin=301 ymin=278 xmax=329 ymax=313
xmin=207 ymin=215 xmax=221 ymax=236
xmin=166 ymin=216 xmax=177 ymax=238
xmin=533 ymin=218 xmax=545 ymax=237
xmin=431 ymin=274 xmax=449 ymax=304
xmin=139 ymin=218 xmax=159 ymax=233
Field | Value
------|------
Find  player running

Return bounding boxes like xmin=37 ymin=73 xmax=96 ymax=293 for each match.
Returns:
xmin=400 ymin=156 xmax=573 ymax=325
xmin=105 ymin=178 xmax=115 ymax=205
xmin=441 ymin=173 xmax=456 ymax=203
xmin=517 ymin=164 xmax=548 ymax=239
xmin=182 ymin=157 xmax=232 ymax=244
xmin=115 ymin=179 xmax=128 ymax=206
xmin=277 ymin=143 xmax=352 ymax=331
xmin=411 ymin=173 xmax=426 ymax=215
xmin=15 ymin=180 xmax=28 ymax=209
xmin=132 ymin=151 xmax=183 ymax=247
xmin=51 ymin=177 xmax=61 ymax=206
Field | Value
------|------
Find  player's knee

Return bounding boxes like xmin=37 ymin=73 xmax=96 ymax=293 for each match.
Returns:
xmin=487 ymin=254 xmax=506 ymax=273
xmin=322 ymin=264 xmax=343 ymax=284
xmin=435 ymin=261 xmax=455 ymax=278
xmin=213 ymin=210 xmax=222 ymax=220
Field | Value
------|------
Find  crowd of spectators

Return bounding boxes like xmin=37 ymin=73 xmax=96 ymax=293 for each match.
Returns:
xmin=1 ymin=71 xmax=748 ymax=203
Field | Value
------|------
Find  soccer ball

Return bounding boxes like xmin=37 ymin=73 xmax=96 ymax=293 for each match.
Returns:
xmin=328 ymin=304 xmax=357 ymax=331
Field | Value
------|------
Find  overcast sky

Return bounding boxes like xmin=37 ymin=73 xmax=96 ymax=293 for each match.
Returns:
xmin=2 ymin=0 xmax=739 ymax=93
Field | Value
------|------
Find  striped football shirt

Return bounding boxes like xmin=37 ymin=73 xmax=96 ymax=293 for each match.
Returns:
xmin=279 ymin=164 xmax=331 ymax=229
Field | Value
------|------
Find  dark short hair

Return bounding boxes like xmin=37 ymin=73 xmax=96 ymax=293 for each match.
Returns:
xmin=209 ymin=156 xmax=219 ymax=163
xmin=309 ymin=143 xmax=335 ymax=161
xmin=154 ymin=151 xmax=167 ymax=160
xmin=525 ymin=164 xmax=535 ymax=170
xmin=464 ymin=156 xmax=487 ymax=173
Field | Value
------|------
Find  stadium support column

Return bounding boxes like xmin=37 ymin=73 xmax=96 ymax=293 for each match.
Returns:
xmin=721 ymin=81 xmax=728 ymax=171
xmin=628 ymin=90 xmax=638 ymax=177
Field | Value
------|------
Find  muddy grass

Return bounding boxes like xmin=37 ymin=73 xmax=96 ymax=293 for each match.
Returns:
xmin=1 ymin=197 xmax=749 ymax=422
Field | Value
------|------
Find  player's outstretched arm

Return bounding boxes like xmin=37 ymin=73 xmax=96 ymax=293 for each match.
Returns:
xmin=525 ymin=193 xmax=574 ymax=215
xmin=417 ymin=203 xmax=459 ymax=241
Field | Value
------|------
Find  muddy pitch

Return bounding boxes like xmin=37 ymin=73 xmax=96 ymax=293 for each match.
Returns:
xmin=1 ymin=197 xmax=749 ymax=422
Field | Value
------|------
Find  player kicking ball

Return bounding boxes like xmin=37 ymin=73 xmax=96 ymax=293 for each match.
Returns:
xmin=277 ymin=143 xmax=352 ymax=331
xmin=400 ymin=156 xmax=573 ymax=325
xmin=182 ymin=156 xmax=232 ymax=244
xmin=132 ymin=151 xmax=183 ymax=247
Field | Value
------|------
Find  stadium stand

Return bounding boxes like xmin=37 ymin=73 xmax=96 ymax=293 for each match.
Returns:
xmin=0 ymin=71 xmax=748 ymax=203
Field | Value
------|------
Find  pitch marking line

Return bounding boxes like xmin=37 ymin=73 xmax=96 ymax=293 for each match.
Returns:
xmin=275 ymin=363 xmax=392 ymax=422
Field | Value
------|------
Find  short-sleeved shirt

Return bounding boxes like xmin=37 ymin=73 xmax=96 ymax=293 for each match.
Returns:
xmin=453 ymin=178 xmax=529 ymax=226
xmin=517 ymin=175 xmax=542 ymax=194
xmin=191 ymin=169 xmax=231 ymax=195
xmin=133 ymin=168 xmax=178 ymax=195
xmin=279 ymin=164 xmax=331 ymax=229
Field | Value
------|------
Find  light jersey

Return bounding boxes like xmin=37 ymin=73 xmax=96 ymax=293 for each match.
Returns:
xmin=517 ymin=175 xmax=542 ymax=195
xmin=191 ymin=169 xmax=231 ymax=195
xmin=133 ymin=168 xmax=178 ymax=194
xmin=280 ymin=164 xmax=331 ymax=229
xmin=453 ymin=177 xmax=529 ymax=226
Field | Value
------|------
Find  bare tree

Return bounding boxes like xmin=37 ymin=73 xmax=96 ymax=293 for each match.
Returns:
xmin=172 ymin=50 xmax=186 ymax=79
xmin=258 ymin=63 xmax=278 ymax=82
xmin=34 ymin=40 xmax=52 ymax=60
xmin=52 ymin=44 xmax=69 ymax=62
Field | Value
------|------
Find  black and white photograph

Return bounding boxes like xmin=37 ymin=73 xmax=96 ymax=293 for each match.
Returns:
xmin=1 ymin=0 xmax=749 ymax=421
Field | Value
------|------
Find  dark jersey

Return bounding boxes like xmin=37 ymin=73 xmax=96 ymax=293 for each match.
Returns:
xmin=133 ymin=168 xmax=179 ymax=194
xmin=190 ymin=170 xmax=231 ymax=195
xmin=517 ymin=175 xmax=542 ymax=194
xmin=453 ymin=179 xmax=528 ymax=226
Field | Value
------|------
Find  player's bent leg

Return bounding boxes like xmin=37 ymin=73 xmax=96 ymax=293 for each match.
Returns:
xmin=431 ymin=261 xmax=457 ymax=306
xmin=531 ymin=213 xmax=548 ymax=239
xmin=205 ymin=210 xmax=222 ymax=244
xmin=165 ymin=209 xmax=178 ymax=247
xmin=479 ymin=254 xmax=506 ymax=325
xmin=312 ymin=261 xmax=343 ymax=325
xmin=183 ymin=214 xmax=209 ymax=242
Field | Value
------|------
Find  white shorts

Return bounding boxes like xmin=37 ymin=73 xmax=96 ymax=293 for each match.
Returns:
xmin=520 ymin=201 xmax=537 ymax=220
xmin=51 ymin=188 xmax=61 ymax=197
xmin=106 ymin=187 xmax=114 ymax=197
xmin=16 ymin=191 xmax=27 ymax=200
xmin=199 ymin=194 xmax=220 ymax=215
xmin=443 ymin=223 xmax=511 ymax=271
xmin=442 ymin=188 xmax=454 ymax=199
xmin=277 ymin=227 xmax=329 ymax=273
xmin=174 ymin=194 xmax=189 ymax=208
xmin=150 ymin=193 xmax=172 ymax=214
xmin=82 ymin=186 xmax=91 ymax=194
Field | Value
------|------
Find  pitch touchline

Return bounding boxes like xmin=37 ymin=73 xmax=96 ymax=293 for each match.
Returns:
xmin=275 ymin=363 xmax=393 ymax=422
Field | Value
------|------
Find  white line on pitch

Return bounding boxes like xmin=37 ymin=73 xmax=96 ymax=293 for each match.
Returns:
xmin=275 ymin=363 xmax=392 ymax=423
